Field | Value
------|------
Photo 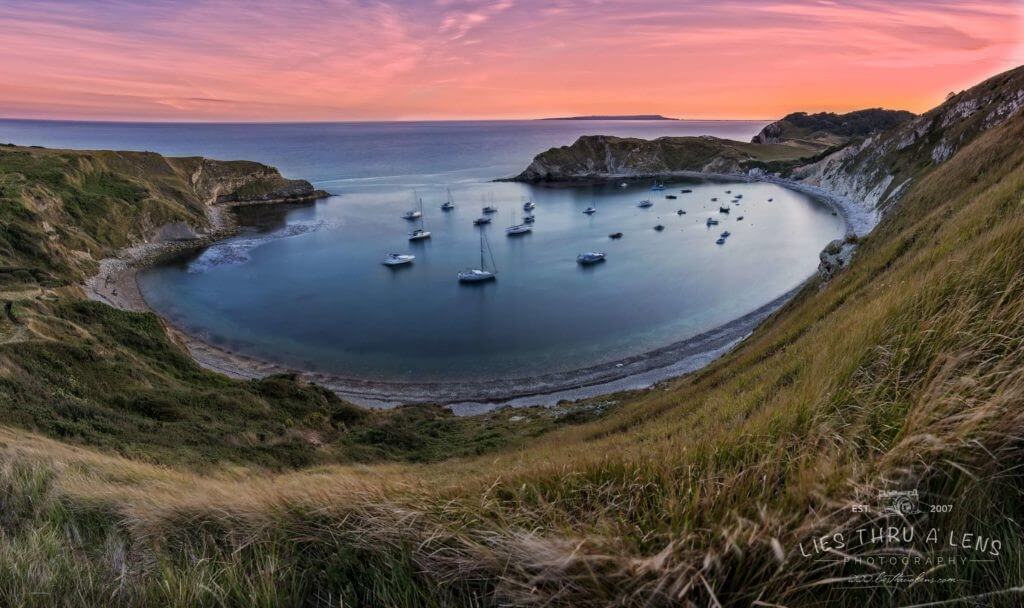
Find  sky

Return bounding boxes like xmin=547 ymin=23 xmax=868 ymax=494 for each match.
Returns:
xmin=0 ymin=0 xmax=1021 ymax=122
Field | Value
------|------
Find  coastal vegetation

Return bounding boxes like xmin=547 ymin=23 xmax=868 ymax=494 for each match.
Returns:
xmin=0 ymin=65 xmax=1023 ymax=606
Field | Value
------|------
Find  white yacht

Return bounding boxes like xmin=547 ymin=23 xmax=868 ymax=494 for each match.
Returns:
xmin=583 ymin=206 xmax=597 ymax=215
xmin=482 ymin=205 xmax=498 ymax=214
xmin=459 ymin=232 xmax=497 ymax=283
xmin=577 ymin=251 xmax=606 ymax=265
xmin=402 ymin=209 xmax=422 ymax=220
xmin=523 ymin=200 xmax=536 ymax=211
xmin=473 ymin=216 xmax=492 ymax=226
xmin=382 ymin=253 xmax=415 ymax=266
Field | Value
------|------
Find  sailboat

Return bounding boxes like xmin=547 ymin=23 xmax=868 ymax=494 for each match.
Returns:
xmin=459 ymin=231 xmax=497 ymax=283
xmin=583 ymin=201 xmax=597 ymax=214
xmin=506 ymin=209 xmax=531 ymax=235
xmin=441 ymin=188 xmax=455 ymax=211
xmin=409 ymin=197 xmax=431 ymax=240
xmin=402 ymin=190 xmax=422 ymax=220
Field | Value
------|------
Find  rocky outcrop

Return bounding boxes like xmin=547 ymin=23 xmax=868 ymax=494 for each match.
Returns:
xmin=180 ymin=157 xmax=328 ymax=205
xmin=0 ymin=145 xmax=329 ymax=287
xmin=818 ymin=237 xmax=858 ymax=281
xmin=514 ymin=135 xmax=812 ymax=182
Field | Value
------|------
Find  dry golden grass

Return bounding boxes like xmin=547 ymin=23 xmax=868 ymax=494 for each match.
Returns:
xmin=4 ymin=73 xmax=1024 ymax=606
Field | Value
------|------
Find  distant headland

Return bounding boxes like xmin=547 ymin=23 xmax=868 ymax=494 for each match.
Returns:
xmin=538 ymin=114 xmax=678 ymax=121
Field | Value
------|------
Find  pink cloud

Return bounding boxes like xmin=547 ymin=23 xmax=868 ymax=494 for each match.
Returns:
xmin=0 ymin=0 xmax=1020 ymax=121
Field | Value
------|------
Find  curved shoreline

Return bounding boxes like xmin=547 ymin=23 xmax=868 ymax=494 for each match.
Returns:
xmin=87 ymin=176 xmax=858 ymax=414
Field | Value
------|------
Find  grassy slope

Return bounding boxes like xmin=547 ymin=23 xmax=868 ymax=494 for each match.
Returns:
xmin=0 ymin=145 xmax=319 ymax=289
xmin=2 ymin=67 xmax=1024 ymax=606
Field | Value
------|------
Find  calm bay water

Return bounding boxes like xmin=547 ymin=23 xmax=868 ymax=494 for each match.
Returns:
xmin=0 ymin=119 xmax=845 ymax=383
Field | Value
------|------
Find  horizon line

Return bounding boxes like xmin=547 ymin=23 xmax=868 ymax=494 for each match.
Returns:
xmin=0 ymin=115 xmax=782 ymax=126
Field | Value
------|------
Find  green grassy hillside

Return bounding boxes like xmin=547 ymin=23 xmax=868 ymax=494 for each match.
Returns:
xmin=1 ymin=66 xmax=1023 ymax=606
xmin=0 ymin=145 xmax=324 ymax=289
xmin=751 ymin=108 xmax=915 ymax=146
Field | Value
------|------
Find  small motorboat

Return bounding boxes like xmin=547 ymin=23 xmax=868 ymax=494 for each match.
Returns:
xmin=382 ymin=253 xmax=415 ymax=266
xmin=737 ymin=216 xmax=744 ymax=220
xmin=482 ymin=205 xmax=498 ymax=214
xmin=473 ymin=217 xmax=492 ymax=225
xmin=583 ymin=206 xmax=597 ymax=215
xmin=523 ymin=215 xmax=535 ymax=224
xmin=402 ymin=210 xmax=422 ymax=220
xmin=523 ymin=200 xmax=536 ymax=211
xmin=676 ymin=209 xmax=686 ymax=215
xmin=654 ymin=224 xmax=665 ymax=231
xmin=719 ymin=206 xmax=731 ymax=214
xmin=716 ymin=237 xmax=726 ymax=245
xmin=638 ymin=200 xmax=654 ymax=208
xmin=651 ymin=183 xmax=666 ymax=191
xmin=666 ymin=194 xmax=677 ymax=199
xmin=711 ymin=197 xmax=718 ymax=202
xmin=736 ymin=194 xmax=743 ymax=199
xmin=767 ymin=198 xmax=774 ymax=202
xmin=577 ymin=251 xmax=606 ymax=265
xmin=725 ymin=190 xmax=732 ymax=194
xmin=506 ymin=224 xmax=531 ymax=236
xmin=620 ymin=182 xmax=629 ymax=188
xmin=609 ymin=232 xmax=623 ymax=239
xmin=720 ymin=231 xmax=731 ymax=238
xmin=681 ymin=189 xmax=693 ymax=193
xmin=707 ymin=218 xmax=720 ymax=226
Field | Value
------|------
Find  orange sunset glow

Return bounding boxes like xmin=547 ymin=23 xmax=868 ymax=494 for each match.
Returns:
xmin=1 ymin=0 xmax=1022 ymax=122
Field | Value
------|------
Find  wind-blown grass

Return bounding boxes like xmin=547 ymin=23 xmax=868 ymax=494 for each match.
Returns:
xmin=2 ymin=69 xmax=1024 ymax=606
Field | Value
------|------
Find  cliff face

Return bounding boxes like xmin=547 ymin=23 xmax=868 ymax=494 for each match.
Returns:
xmin=0 ymin=145 xmax=327 ymax=288
xmin=783 ymin=66 xmax=1024 ymax=222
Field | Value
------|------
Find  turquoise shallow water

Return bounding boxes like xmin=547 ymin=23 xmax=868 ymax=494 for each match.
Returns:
xmin=0 ymin=118 xmax=845 ymax=383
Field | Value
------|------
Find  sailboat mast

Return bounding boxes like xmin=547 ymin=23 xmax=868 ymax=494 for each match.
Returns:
xmin=479 ymin=232 xmax=486 ymax=270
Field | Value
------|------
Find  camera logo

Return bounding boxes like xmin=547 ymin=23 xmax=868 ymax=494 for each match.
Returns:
xmin=878 ymin=489 xmax=920 ymax=515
